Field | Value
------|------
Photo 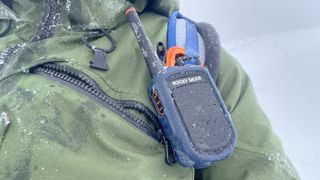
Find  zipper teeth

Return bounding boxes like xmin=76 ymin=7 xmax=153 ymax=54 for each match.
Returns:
xmin=42 ymin=63 xmax=96 ymax=87
xmin=120 ymin=100 xmax=161 ymax=130
xmin=32 ymin=63 xmax=159 ymax=141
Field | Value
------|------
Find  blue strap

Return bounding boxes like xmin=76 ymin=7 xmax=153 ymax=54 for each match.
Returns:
xmin=167 ymin=11 xmax=199 ymax=65
xmin=167 ymin=11 xmax=179 ymax=48
xmin=185 ymin=19 xmax=199 ymax=65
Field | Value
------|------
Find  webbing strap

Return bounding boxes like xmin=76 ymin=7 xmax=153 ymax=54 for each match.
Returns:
xmin=168 ymin=12 xmax=221 ymax=82
xmin=185 ymin=20 xmax=199 ymax=63
xmin=167 ymin=11 xmax=179 ymax=48
xmin=168 ymin=11 xmax=199 ymax=65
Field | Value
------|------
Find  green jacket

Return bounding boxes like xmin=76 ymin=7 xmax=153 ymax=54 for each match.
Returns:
xmin=0 ymin=0 xmax=299 ymax=179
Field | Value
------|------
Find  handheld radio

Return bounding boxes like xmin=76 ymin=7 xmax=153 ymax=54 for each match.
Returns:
xmin=126 ymin=8 xmax=236 ymax=169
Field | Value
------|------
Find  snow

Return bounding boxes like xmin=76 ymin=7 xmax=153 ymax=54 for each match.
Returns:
xmin=224 ymin=27 xmax=320 ymax=180
xmin=1 ymin=112 xmax=10 ymax=127
xmin=182 ymin=1 xmax=320 ymax=179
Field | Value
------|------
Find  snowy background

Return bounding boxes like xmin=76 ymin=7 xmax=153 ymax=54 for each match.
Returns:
xmin=181 ymin=1 xmax=320 ymax=179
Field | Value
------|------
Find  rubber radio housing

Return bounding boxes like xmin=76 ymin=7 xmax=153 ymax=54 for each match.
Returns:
xmin=149 ymin=66 xmax=237 ymax=168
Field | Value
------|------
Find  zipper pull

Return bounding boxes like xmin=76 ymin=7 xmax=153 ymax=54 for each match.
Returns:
xmin=90 ymin=48 xmax=109 ymax=71
xmin=82 ymin=29 xmax=116 ymax=71
xmin=158 ymin=129 xmax=177 ymax=166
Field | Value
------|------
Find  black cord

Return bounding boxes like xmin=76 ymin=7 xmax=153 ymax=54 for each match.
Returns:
xmin=82 ymin=29 xmax=116 ymax=54
xmin=81 ymin=29 xmax=116 ymax=71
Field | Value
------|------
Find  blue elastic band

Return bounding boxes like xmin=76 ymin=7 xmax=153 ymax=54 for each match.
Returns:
xmin=185 ymin=19 xmax=199 ymax=65
xmin=167 ymin=11 xmax=180 ymax=48
xmin=167 ymin=11 xmax=199 ymax=65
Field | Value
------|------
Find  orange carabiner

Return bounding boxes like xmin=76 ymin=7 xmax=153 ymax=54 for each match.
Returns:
xmin=165 ymin=47 xmax=186 ymax=67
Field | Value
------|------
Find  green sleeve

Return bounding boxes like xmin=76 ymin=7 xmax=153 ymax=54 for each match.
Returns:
xmin=198 ymin=49 xmax=300 ymax=180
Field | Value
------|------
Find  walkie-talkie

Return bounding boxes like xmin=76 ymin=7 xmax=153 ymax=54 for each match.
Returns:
xmin=126 ymin=8 xmax=237 ymax=169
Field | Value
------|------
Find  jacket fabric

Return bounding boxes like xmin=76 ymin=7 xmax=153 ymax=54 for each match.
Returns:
xmin=0 ymin=0 xmax=300 ymax=179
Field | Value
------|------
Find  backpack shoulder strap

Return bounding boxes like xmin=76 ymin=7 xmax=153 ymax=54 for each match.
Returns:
xmin=196 ymin=22 xmax=221 ymax=81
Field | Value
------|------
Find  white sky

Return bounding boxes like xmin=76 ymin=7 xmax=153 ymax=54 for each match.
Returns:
xmin=181 ymin=0 xmax=320 ymax=42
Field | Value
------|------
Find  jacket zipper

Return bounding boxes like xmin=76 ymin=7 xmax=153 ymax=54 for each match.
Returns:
xmin=30 ymin=63 xmax=162 ymax=142
xmin=0 ymin=0 xmax=61 ymax=70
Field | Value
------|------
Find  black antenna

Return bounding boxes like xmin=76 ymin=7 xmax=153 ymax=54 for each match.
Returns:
xmin=125 ymin=7 xmax=163 ymax=77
